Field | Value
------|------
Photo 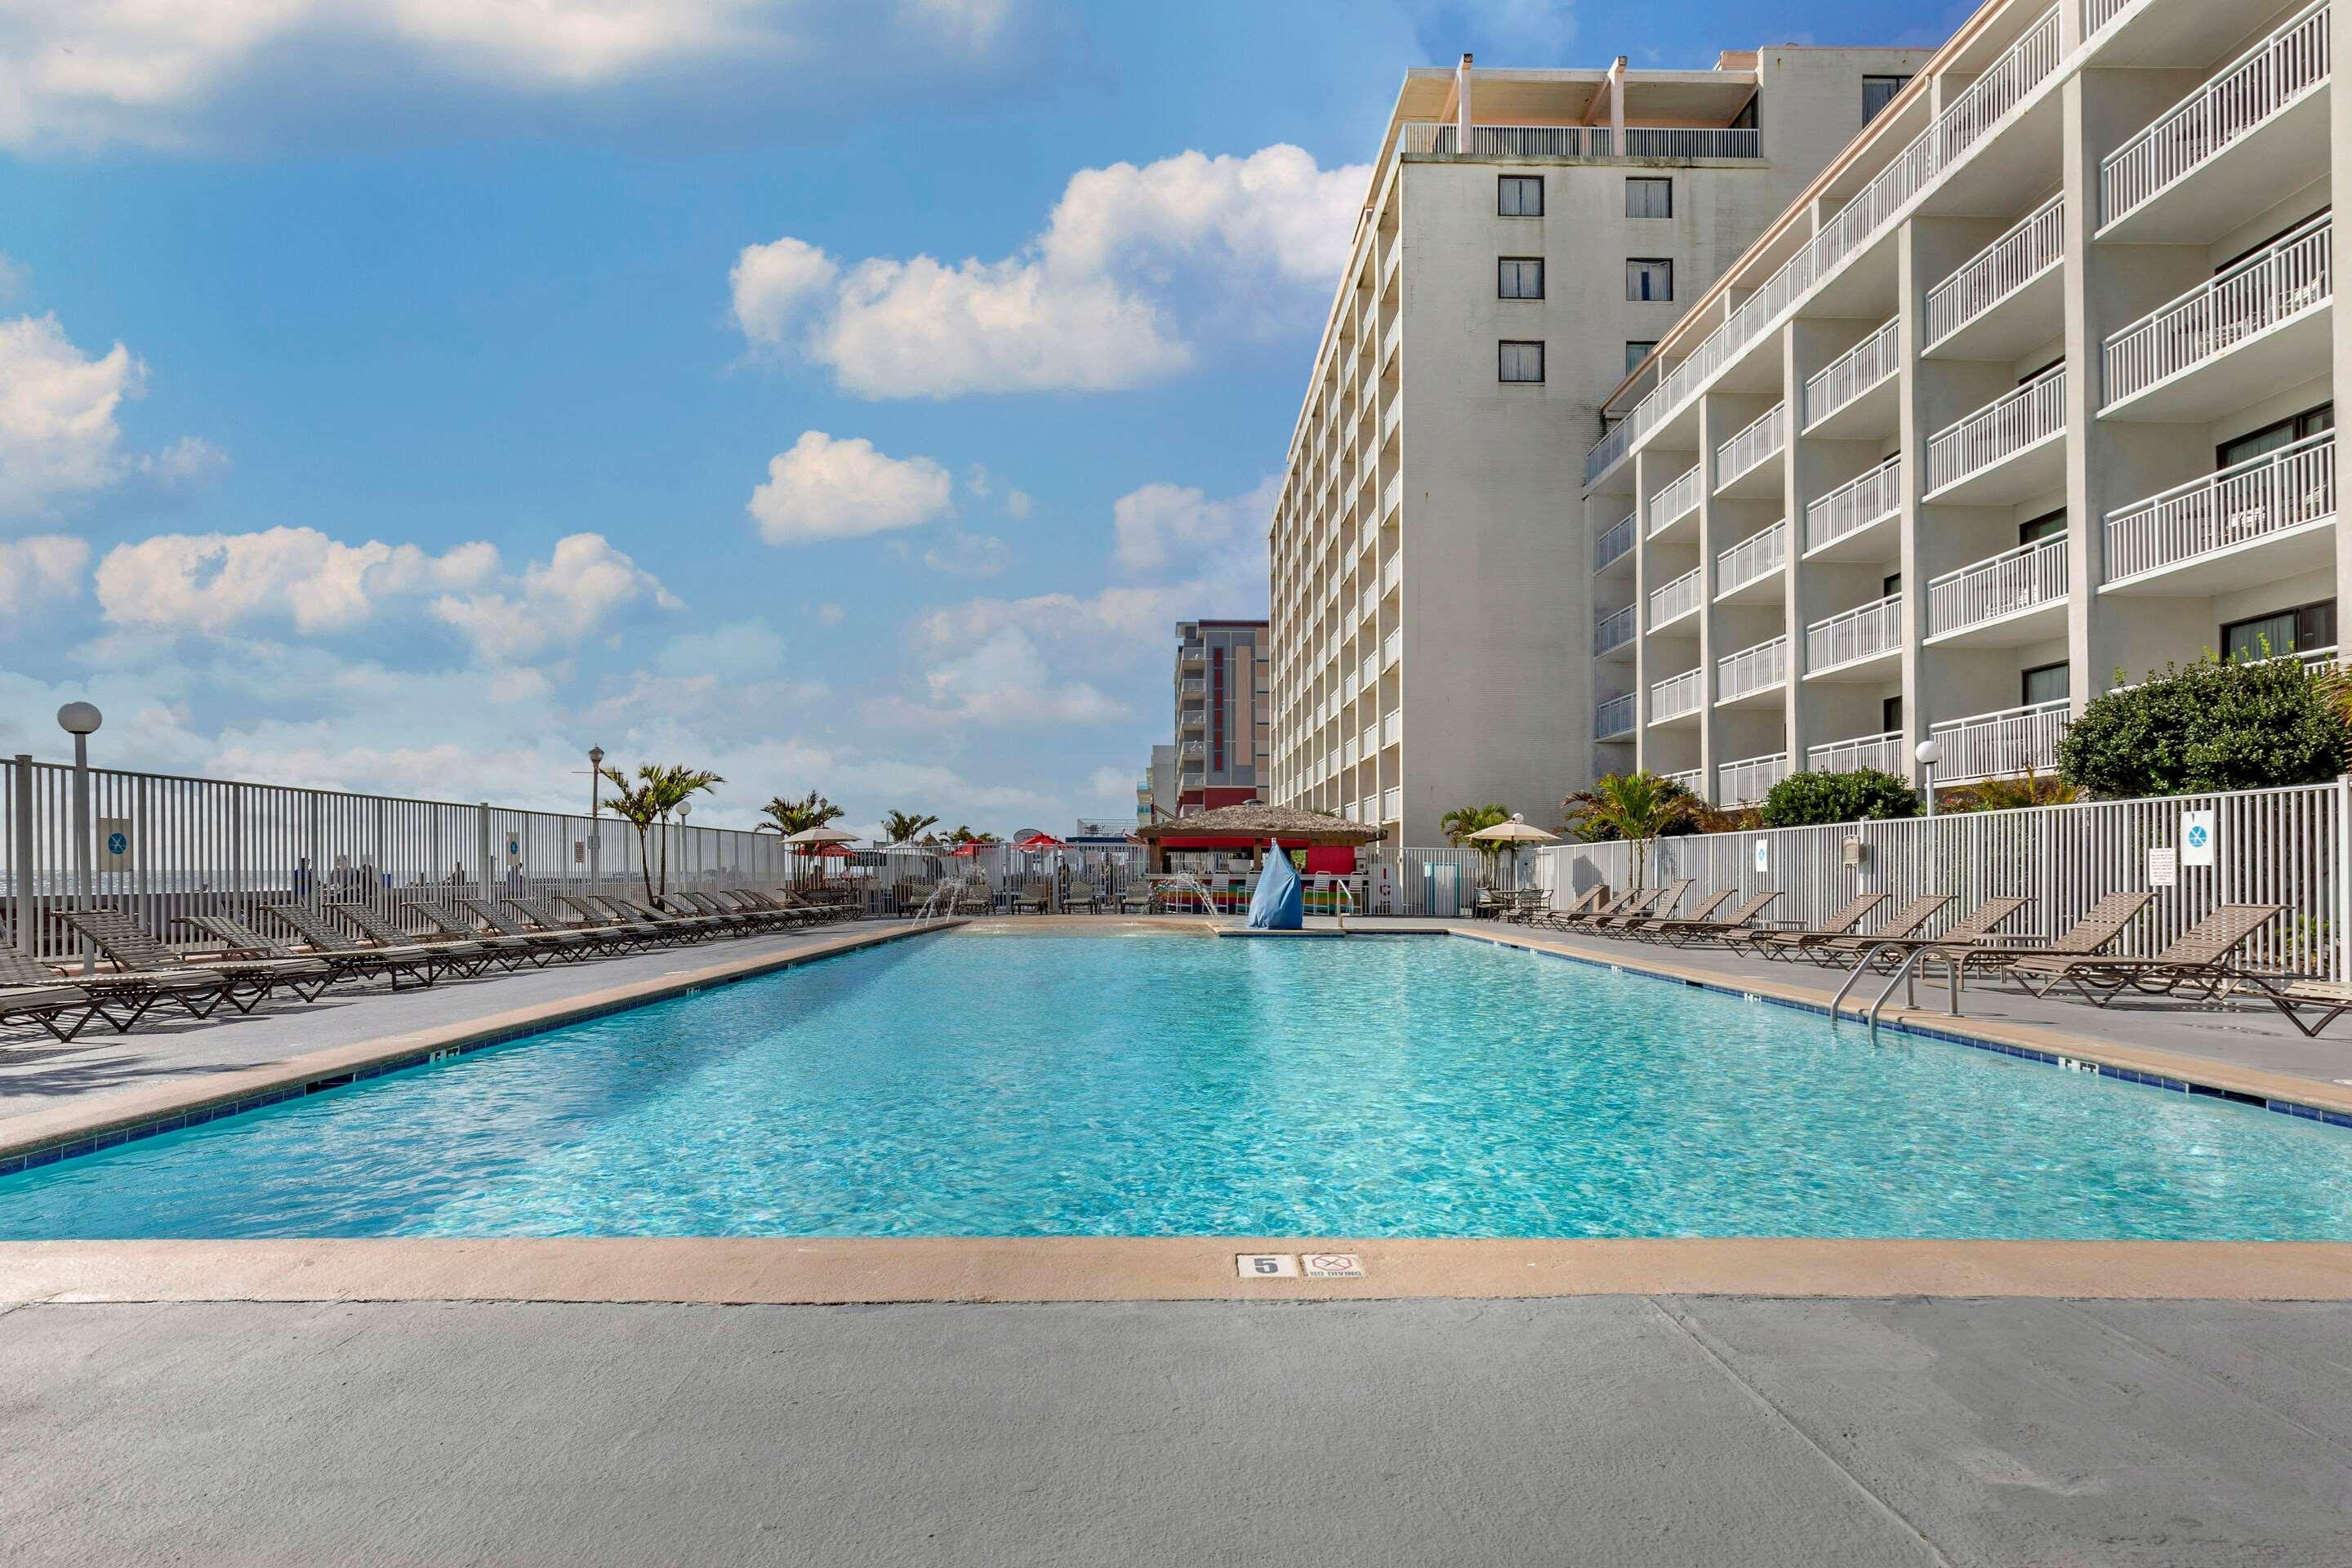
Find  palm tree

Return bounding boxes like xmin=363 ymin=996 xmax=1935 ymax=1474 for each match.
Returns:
xmin=1562 ymin=771 xmax=1699 ymax=887
xmin=946 ymin=825 xmax=1002 ymax=845
xmin=597 ymin=767 xmax=666 ymax=909
xmin=600 ymin=763 xmax=725 ymax=906
xmin=880 ymin=809 xmax=940 ymax=845
xmin=1439 ymin=803 xmax=1512 ymax=886
xmin=755 ymin=791 xmax=844 ymax=837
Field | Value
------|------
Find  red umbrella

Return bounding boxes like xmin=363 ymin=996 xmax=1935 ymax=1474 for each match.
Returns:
xmin=949 ymin=843 xmax=986 ymax=858
xmin=813 ymin=843 xmax=854 ymax=858
xmin=1016 ymin=833 xmax=1067 ymax=852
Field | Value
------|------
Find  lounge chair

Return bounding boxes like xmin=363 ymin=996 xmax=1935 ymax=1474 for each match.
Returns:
xmin=1784 ymin=894 xmax=1954 ymax=966
xmin=179 ymin=911 xmax=440 ymax=993
xmin=558 ymin=893 xmax=689 ymax=947
xmin=1610 ymin=887 xmax=1732 ymax=940
xmin=0 ymin=953 xmax=103 ymax=1042
xmin=1530 ymin=885 xmax=1609 ymax=929
xmin=706 ymin=889 xmax=809 ymax=928
xmin=1807 ymin=895 xmax=2030 ymax=970
xmin=331 ymin=900 xmax=502 ymax=973
xmin=269 ymin=902 xmax=479 ymax=985
xmin=1998 ymin=903 xmax=2283 ymax=1004
xmin=397 ymin=898 xmax=558 ymax=969
xmin=506 ymin=896 xmax=647 ymax=953
xmin=1591 ymin=880 xmax=1697 ymax=934
xmin=1634 ymin=890 xmax=1782 ymax=947
xmin=670 ymin=891 xmax=767 ymax=931
xmin=1730 ymin=893 xmax=1892 ymax=960
xmin=60 ymin=906 xmax=325 ymax=1013
xmin=1927 ymin=891 xmax=2154 ymax=986
xmin=596 ymin=893 xmax=730 ymax=941
xmin=2227 ymin=973 xmax=2352 ymax=1038
xmin=1544 ymin=885 xmax=1655 ymax=933
xmin=456 ymin=897 xmax=600 ymax=962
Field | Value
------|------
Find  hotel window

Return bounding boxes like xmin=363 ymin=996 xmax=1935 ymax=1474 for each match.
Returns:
xmin=2019 ymin=509 xmax=2066 ymax=546
xmin=2021 ymin=661 xmax=2070 ymax=707
xmin=1861 ymin=75 xmax=1913 ymax=125
xmin=2218 ymin=403 xmax=2334 ymax=467
xmin=1498 ymin=175 xmax=1544 ymax=217
xmin=1627 ymin=258 xmax=1673 ymax=302
xmin=1497 ymin=256 xmax=1544 ymax=299
xmin=1882 ymin=695 xmax=1903 ymax=735
xmin=1624 ymin=341 xmax=1656 ymax=376
xmin=1498 ymin=340 xmax=1545 ymax=383
xmin=2223 ymin=601 xmax=2336 ymax=662
xmin=1625 ymin=177 xmax=1673 ymax=219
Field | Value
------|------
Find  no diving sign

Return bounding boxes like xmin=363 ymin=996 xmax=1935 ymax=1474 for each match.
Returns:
xmin=1235 ymin=1252 xmax=1365 ymax=1281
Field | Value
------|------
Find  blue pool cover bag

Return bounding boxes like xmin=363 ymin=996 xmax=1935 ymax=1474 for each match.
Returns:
xmin=1247 ymin=840 xmax=1304 ymax=929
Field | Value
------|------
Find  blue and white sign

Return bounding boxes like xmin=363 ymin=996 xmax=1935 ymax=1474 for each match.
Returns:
xmin=2180 ymin=809 xmax=2216 ymax=868
xmin=1753 ymin=837 xmax=1769 ymax=874
xmin=96 ymin=817 xmax=132 ymax=871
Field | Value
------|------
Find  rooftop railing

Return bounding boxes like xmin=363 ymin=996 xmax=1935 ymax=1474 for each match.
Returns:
xmin=2104 ymin=431 xmax=2335 ymax=585
xmin=1802 ymin=317 xmax=1899 ymax=430
xmin=1715 ymin=402 xmax=1787 ymax=489
xmin=2102 ymin=214 xmax=2330 ymax=408
xmin=1716 ymin=635 xmax=1788 ymax=703
xmin=1584 ymin=7 xmax=2061 ymax=486
xmin=1803 ymin=456 xmax=1902 ymax=553
xmin=1924 ymin=194 xmax=2065 ymax=348
xmin=1927 ymin=533 xmax=2069 ymax=638
xmin=2099 ymin=0 xmax=2330 ymax=228
xmin=1806 ymin=593 xmax=1904 ymax=672
xmin=1396 ymin=123 xmax=1762 ymax=160
xmin=1926 ymin=366 xmax=2066 ymax=494
xmin=1715 ymin=519 xmax=1787 ymax=597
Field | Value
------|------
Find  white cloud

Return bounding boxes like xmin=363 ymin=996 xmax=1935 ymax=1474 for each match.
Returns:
xmin=1002 ymin=488 xmax=1032 ymax=519
xmin=656 ymin=616 xmax=786 ymax=679
xmin=0 ymin=533 xmax=90 ymax=614
xmin=1085 ymin=764 xmax=1135 ymax=800
xmin=96 ymin=527 xmax=498 ymax=635
xmin=874 ymin=626 xmax=1125 ymax=728
xmin=813 ymin=602 xmax=845 ymax=626
xmin=730 ymin=143 xmax=1365 ymax=398
xmin=746 ymin=430 xmax=952 ymax=546
xmin=138 ymin=434 xmax=231 ymax=488
xmin=922 ymin=528 xmax=1009 ymax=579
xmin=432 ymin=532 xmax=681 ymax=662
xmin=1111 ymin=477 xmax=1275 ymax=574
xmin=0 ymin=314 xmax=222 ymax=519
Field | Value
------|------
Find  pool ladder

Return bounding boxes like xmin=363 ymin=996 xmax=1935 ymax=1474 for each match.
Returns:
xmin=1829 ymin=942 xmax=1967 ymax=1042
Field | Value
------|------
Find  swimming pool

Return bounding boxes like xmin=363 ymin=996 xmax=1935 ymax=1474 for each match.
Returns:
xmin=5 ymin=929 xmax=2351 ymax=1241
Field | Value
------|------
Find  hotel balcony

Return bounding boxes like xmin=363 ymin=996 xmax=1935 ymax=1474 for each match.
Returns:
xmin=1179 ymin=707 xmax=1205 ymax=732
xmin=1927 ymin=533 xmax=2069 ymax=645
xmin=1180 ymin=770 xmax=1205 ymax=791
xmin=1803 ymin=456 xmax=1903 ymax=559
xmin=1664 ymin=768 xmax=1704 ymax=795
xmin=1381 ymin=708 xmax=1401 ymax=749
xmin=1650 ymin=667 xmax=1705 ymax=726
xmin=1381 ymin=629 xmax=1402 ymax=670
xmin=1806 ymin=593 xmax=1904 ymax=681
xmin=1180 ymin=677 xmax=1206 ymax=697
xmin=1596 ymin=692 xmax=1637 ymax=740
xmin=1931 ymin=698 xmax=2069 ymax=785
xmin=1594 ymin=510 xmax=1637 ymax=575
xmin=1924 ymin=367 xmax=2067 ymax=503
xmin=1380 ymin=551 xmax=1402 ymax=597
xmin=2100 ymin=214 xmax=2330 ymax=420
xmin=1180 ymin=739 xmax=1207 ymax=759
xmin=1716 ymin=635 xmax=1788 ymax=708
xmin=1714 ymin=403 xmax=1787 ymax=500
xmin=1802 ymin=318 xmax=1900 ymax=438
xmin=1714 ymin=519 xmax=1787 ymax=604
xmin=1648 ymin=461 xmax=1704 ymax=542
xmin=1807 ymin=730 xmax=1907 ymax=775
xmin=1923 ymin=194 xmax=2065 ymax=360
xmin=1720 ymin=751 xmax=1791 ymax=806
xmin=2102 ymin=432 xmax=2336 ymax=594
xmin=2097 ymin=0 xmax=2331 ymax=242
xmin=1382 ymin=787 xmax=1401 ymax=822
xmin=1382 ymin=471 xmax=1403 ymax=524
xmin=1648 ymin=566 xmax=1704 ymax=632
xmin=1593 ymin=603 xmax=1636 ymax=657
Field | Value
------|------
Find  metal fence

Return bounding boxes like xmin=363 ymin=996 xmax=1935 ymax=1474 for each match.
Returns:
xmin=1535 ymin=779 xmax=2350 ymax=978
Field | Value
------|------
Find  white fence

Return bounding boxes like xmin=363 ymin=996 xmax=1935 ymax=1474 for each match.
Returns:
xmin=1397 ymin=124 xmax=1760 ymax=161
xmin=1715 ymin=403 xmax=1786 ymax=488
xmin=1716 ymin=520 xmax=1788 ymax=597
xmin=1538 ymin=778 xmax=2350 ymax=978
xmin=1807 ymin=593 xmax=1904 ymax=672
xmin=1927 ymin=532 xmax=2069 ymax=637
xmin=1927 ymin=367 xmax=2066 ymax=493
xmin=1805 ymin=457 xmax=1902 ymax=552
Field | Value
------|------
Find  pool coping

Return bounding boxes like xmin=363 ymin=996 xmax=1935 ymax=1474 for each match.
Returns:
xmin=0 ymin=920 xmax=960 ymax=1175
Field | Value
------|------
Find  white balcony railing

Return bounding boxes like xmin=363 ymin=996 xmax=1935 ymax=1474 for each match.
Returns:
xmin=2085 ymin=0 xmax=2136 ymax=34
xmin=1716 ymin=403 xmax=1787 ymax=488
xmin=1648 ymin=565 xmax=1704 ymax=626
xmin=2102 ymin=215 xmax=2330 ymax=408
xmin=1649 ymin=462 xmax=1704 ymax=535
xmin=1596 ymin=693 xmax=1637 ymax=738
xmin=1582 ymin=6 xmax=2061 ymax=485
xmin=1382 ymin=629 xmax=1402 ymax=668
xmin=1381 ymin=551 xmax=1402 ymax=595
xmin=1720 ymin=752 xmax=1791 ymax=805
xmin=1624 ymin=127 xmax=1762 ymax=159
xmin=1594 ymin=510 xmax=1637 ymax=571
xmin=2104 ymin=432 xmax=2335 ymax=584
xmin=1927 ymin=534 xmax=2069 ymax=637
xmin=1594 ymin=603 xmax=1637 ymax=656
xmin=1397 ymin=123 xmax=1762 ymax=160
xmin=1926 ymin=367 xmax=2066 ymax=493
xmin=1808 ymin=731 xmax=1908 ymax=775
xmin=1933 ymin=700 xmax=2070 ymax=783
xmin=1382 ymin=787 xmax=1401 ymax=822
xmin=1804 ymin=456 xmax=1902 ymax=552
xmin=1803 ymin=317 xmax=1900 ymax=430
xmin=1382 ymin=471 xmax=1402 ymax=520
xmin=1664 ymin=768 xmax=1705 ymax=795
xmin=1715 ymin=519 xmax=1787 ymax=596
xmin=1806 ymin=593 xmax=1904 ymax=672
xmin=2099 ymin=0 xmax=2331 ymax=228
xmin=1181 ymin=740 xmax=1207 ymax=758
xmin=1925 ymin=194 xmax=2065 ymax=347
xmin=1651 ymin=667 xmax=1705 ymax=722
xmin=1381 ymin=708 xmax=1401 ymax=748
xmin=1716 ymin=635 xmax=1788 ymax=703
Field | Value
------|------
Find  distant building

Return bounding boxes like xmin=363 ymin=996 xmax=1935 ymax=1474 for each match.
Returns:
xmin=1138 ymin=743 xmax=1178 ymax=826
xmin=1174 ymin=619 xmax=1271 ymax=817
xmin=1071 ymin=818 xmax=1134 ymax=845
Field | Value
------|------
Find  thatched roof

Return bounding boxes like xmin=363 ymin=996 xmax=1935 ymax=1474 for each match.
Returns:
xmin=1134 ymin=802 xmax=1389 ymax=844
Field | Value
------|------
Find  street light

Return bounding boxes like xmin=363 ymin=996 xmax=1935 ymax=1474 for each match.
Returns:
xmin=1915 ymin=737 xmax=1944 ymax=820
xmin=586 ymin=745 xmax=604 ymax=889
xmin=57 ymin=702 xmax=101 ymax=975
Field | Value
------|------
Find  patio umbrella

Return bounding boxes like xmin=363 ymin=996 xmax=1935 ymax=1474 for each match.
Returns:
xmin=1015 ymin=834 xmax=1067 ymax=852
xmin=784 ymin=826 xmax=862 ymax=854
xmin=949 ymin=843 xmax=987 ymax=858
xmin=1467 ymin=814 xmax=1559 ymax=893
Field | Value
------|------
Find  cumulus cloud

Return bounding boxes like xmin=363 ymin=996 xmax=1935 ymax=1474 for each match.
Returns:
xmin=0 ymin=314 xmax=222 ymax=519
xmin=921 ymin=528 xmax=1009 ymax=579
xmin=730 ymin=143 xmax=1365 ymax=398
xmin=0 ymin=533 xmax=90 ymax=613
xmin=96 ymin=527 xmax=498 ymax=635
xmin=1111 ymin=476 xmax=1276 ymax=575
xmin=656 ymin=616 xmax=786 ymax=679
xmin=873 ymin=626 xmax=1125 ymax=728
xmin=746 ymin=430 xmax=953 ymax=546
xmin=431 ymin=532 xmax=682 ymax=662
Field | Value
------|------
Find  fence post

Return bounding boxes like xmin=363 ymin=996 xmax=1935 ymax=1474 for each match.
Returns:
xmin=9 ymin=756 xmax=32 ymax=957
xmin=2337 ymin=773 xmax=2350 ymax=981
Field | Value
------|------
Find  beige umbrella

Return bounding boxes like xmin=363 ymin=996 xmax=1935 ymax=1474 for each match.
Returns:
xmin=783 ymin=826 xmax=862 ymax=845
xmin=1467 ymin=813 xmax=1558 ymax=894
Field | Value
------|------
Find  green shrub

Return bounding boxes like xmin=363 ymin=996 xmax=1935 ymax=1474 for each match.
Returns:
xmin=2056 ymin=654 xmax=2350 ymax=798
xmin=1757 ymin=768 xmax=1921 ymax=828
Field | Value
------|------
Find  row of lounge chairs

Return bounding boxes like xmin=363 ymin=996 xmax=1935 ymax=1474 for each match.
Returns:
xmin=1523 ymin=881 xmax=2301 ymax=1013
xmin=0 ymin=888 xmax=856 ymax=1044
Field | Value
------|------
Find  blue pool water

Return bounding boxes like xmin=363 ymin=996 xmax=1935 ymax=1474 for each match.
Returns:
xmin=5 ymin=930 xmax=2352 ymax=1240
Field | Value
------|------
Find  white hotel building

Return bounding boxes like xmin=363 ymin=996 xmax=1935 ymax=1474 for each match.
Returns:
xmin=1267 ymin=45 xmax=1926 ymax=844
xmin=1584 ymin=0 xmax=2342 ymax=804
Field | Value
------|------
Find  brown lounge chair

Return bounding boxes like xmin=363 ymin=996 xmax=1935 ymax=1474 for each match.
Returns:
xmin=0 ymin=953 xmax=104 ymax=1042
xmin=1530 ymin=885 xmax=1610 ymax=929
xmin=2228 ymin=973 xmax=2352 ymax=1038
xmin=60 ymin=906 xmax=327 ymax=1012
xmin=1998 ymin=903 xmax=2283 ymax=1004
xmin=1807 ymin=895 xmax=2032 ymax=971
xmin=1633 ymin=890 xmax=1781 ymax=946
xmin=1731 ymin=892 xmax=1891 ymax=960
xmin=1922 ymin=891 xmax=2154 ymax=989
xmin=1590 ymin=879 xmax=1695 ymax=933
xmin=1552 ymin=884 xmax=1664 ymax=933
xmin=269 ymin=902 xmax=481 ymax=986
xmin=1610 ymin=887 xmax=1734 ymax=941
xmin=180 ymin=911 xmax=442 ymax=993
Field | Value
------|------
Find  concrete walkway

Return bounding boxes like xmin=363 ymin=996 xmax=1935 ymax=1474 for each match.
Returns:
xmin=3 ymin=1294 xmax=2346 ymax=1567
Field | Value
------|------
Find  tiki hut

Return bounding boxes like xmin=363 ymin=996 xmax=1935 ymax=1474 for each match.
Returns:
xmin=1132 ymin=803 xmax=1388 ymax=874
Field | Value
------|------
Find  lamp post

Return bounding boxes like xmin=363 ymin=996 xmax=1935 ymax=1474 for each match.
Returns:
xmin=1915 ymin=737 xmax=1944 ymax=820
xmin=57 ymin=702 xmax=101 ymax=975
xmin=677 ymin=800 xmax=692 ymax=892
xmin=586 ymin=745 xmax=604 ymax=891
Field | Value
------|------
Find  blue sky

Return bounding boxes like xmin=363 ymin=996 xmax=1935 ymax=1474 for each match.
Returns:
xmin=0 ymin=0 xmax=1964 ymax=835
